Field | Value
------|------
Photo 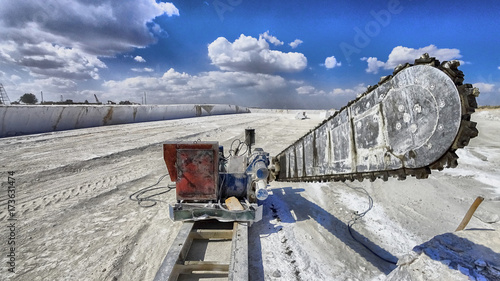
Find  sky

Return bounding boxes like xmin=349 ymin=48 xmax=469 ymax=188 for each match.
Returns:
xmin=0 ymin=0 xmax=499 ymax=109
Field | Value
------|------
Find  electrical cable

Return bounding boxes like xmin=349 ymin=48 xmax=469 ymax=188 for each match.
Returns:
xmin=346 ymin=185 xmax=398 ymax=265
xmin=229 ymin=139 xmax=241 ymax=156
xmin=129 ymin=173 xmax=174 ymax=208
xmin=229 ymin=138 xmax=249 ymax=156
xmin=237 ymin=142 xmax=248 ymax=156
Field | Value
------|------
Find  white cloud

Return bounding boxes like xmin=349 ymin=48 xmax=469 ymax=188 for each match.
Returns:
xmin=361 ymin=45 xmax=462 ymax=74
xmin=102 ymin=68 xmax=289 ymax=104
xmin=296 ymin=85 xmax=326 ymax=96
xmin=296 ymin=86 xmax=316 ymax=95
xmin=0 ymin=41 xmax=107 ymax=80
xmin=9 ymin=77 xmax=78 ymax=101
xmin=10 ymin=75 xmax=22 ymax=82
xmin=325 ymin=56 xmax=342 ymax=69
xmin=131 ymin=67 xmax=154 ymax=72
xmin=208 ymin=34 xmax=307 ymax=74
xmin=0 ymin=0 xmax=179 ymax=82
xmin=361 ymin=57 xmax=386 ymax=74
xmin=260 ymin=31 xmax=284 ymax=46
xmin=289 ymin=39 xmax=303 ymax=49
xmin=99 ymin=68 xmax=343 ymax=108
xmin=100 ymin=68 xmax=304 ymax=107
xmin=330 ymin=83 xmax=367 ymax=97
xmin=134 ymin=56 xmax=146 ymax=63
xmin=473 ymin=82 xmax=495 ymax=93
xmin=157 ymin=2 xmax=180 ymax=17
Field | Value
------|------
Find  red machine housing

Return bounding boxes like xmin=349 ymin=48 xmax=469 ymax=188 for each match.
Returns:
xmin=163 ymin=142 xmax=219 ymax=201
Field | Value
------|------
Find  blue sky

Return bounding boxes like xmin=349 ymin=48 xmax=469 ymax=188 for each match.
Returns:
xmin=0 ymin=0 xmax=499 ymax=109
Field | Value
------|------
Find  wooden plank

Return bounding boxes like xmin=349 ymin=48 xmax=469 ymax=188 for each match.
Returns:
xmin=176 ymin=261 xmax=230 ymax=274
xmin=155 ymin=220 xmax=249 ymax=281
xmin=189 ymin=229 xmax=234 ymax=240
xmin=456 ymin=196 xmax=485 ymax=231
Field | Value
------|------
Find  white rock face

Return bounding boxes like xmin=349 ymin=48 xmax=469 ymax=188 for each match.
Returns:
xmin=386 ymin=230 xmax=500 ymax=281
xmin=0 ymin=104 xmax=249 ymax=137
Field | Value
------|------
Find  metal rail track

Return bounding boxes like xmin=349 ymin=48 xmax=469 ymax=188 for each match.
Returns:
xmin=154 ymin=220 xmax=248 ymax=281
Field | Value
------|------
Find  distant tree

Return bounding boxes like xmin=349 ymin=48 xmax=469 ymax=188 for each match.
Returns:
xmin=20 ymin=93 xmax=38 ymax=104
xmin=119 ymin=100 xmax=132 ymax=105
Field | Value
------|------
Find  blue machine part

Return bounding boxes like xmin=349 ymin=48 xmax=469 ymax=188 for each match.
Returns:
xmin=219 ymin=173 xmax=250 ymax=199
xmin=247 ymin=148 xmax=270 ymax=180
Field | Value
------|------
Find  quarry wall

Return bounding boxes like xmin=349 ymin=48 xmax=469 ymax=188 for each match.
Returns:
xmin=0 ymin=104 xmax=249 ymax=137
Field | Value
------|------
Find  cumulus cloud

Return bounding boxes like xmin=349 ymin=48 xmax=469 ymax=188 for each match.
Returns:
xmin=260 ymin=31 xmax=284 ymax=46
xmin=98 ymin=66 xmax=363 ymax=108
xmin=131 ymin=67 xmax=154 ymax=73
xmin=157 ymin=2 xmax=180 ymax=17
xmin=289 ymin=39 xmax=303 ymax=49
xmin=0 ymin=41 xmax=107 ymax=80
xmin=361 ymin=45 xmax=462 ymax=74
xmin=296 ymin=85 xmax=326 ymax=96
xmin=208 ymin=34 xmax=307 ymax=74
xmin=134 ymin=56 xmax=146 ymax=63
xmin=10 ymin=75 xmax=22 ymax=82
xmin=473 ymin=82 xmax=495 ymax=93
xmin=325 ymin=56 xmax=342 ymax=69
xmin=9 ymin=77 xmax=78 ymax=100
xmin=296 ymin=86 xmax=316 ymax=95
xmin=330 ymin=83 xmax=367 ymax=97
xmin=102 ymin=68 xmax=292 ymax=105
xmin=85 ymin=67 xmax=363 ymax=109
xmin=0 ymin=0 xmax=179 ymax=81
xmin=361 ymin=57 xmax=386 ymax=74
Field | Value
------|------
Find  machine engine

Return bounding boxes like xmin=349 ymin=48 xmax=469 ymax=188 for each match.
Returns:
xmin=163 ymin=129 xmax=269 ymax=222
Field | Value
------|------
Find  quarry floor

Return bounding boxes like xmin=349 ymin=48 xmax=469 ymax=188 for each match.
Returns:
xmin=0 ymin=109 xmax=499 ymax=280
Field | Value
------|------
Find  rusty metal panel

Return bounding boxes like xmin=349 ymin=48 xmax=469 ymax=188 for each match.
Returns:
xmin=163 ymin=143 xmax=178 ymax=182
xmin=163 ymin=142 xmax=219 ymax=201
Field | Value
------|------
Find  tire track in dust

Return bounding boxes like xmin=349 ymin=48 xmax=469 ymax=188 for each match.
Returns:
xmin=0 ymin=113 xmax=278 ymax=221
xmin=20 ymin=167 xmax=139 ymax=220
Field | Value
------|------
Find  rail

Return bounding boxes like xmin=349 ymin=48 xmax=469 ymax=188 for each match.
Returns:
xmin=154 ymin=220 xmax=248 ymax=281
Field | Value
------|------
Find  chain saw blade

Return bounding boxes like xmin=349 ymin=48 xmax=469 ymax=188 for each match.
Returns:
xmin=274 ymin=54 xmax=479 ymax=183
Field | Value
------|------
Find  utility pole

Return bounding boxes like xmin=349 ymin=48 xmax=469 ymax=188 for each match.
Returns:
xmin=41 ymin=91 xmax=44 ymax=103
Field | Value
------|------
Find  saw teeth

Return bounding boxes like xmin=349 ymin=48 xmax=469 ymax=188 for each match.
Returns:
xmin=414 ymin=53 xmax=439 ymax=66
xmin=458 ymin=84 xmax=478 ymax=115
xmin=378 ymin=75 xmax=392 ymax=85
xmin=407 ymin=168 xmax=430 ymax=179
xmin=446 ymin=152 xmax=459 ymax=168
xmin=453 ymin=120 xmax=478 ymax=149
xmin=367 ymin=84 xmax=378 ymax=92
xmin=393 ymin=63 xmax=410 ymax=75
xmin=440 ymin=60 xmax=465 ymax=85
